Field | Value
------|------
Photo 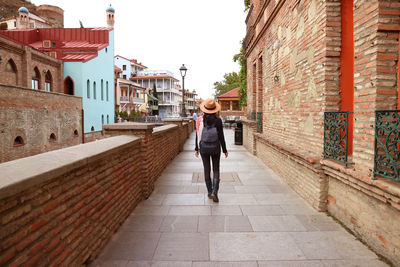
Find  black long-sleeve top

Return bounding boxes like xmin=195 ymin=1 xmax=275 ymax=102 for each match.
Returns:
xmin=195 ymin=117 xmax=227 ymax=154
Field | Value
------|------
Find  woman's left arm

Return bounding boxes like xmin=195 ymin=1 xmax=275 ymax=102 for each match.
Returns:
xmin=217 ymin=118 xmax=227 ymax=154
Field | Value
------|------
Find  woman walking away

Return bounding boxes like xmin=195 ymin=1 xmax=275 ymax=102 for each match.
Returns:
xmin=195 ymin=98 xmax=228 ymax=202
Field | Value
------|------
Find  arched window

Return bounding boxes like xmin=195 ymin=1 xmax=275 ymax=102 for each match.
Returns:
xmin=49 ymin=133 xmax=57 ymax=142
xmin=5 ymin=59 xmax=17 ymax=85
xmin=106 ymin=81 xmax=109 ymax=101
xmin=102 ymin=114 xmax=104 ymax=125
xmin=64 ymin=76 xmax=74 ymax=95
xmin=87 ymin=79 xmax=90 ymax=98
xmin=101 ymin=79 xmax=104 ymax=100
xmin=32 ymin=67 xmax=40 ymax=89
xmin=91 ymin=126 xmax=95 ymax=131
xmin=45 ymin=71 xmax=52 ymax=92
xmin=13 ymin=136 xmax=24 ymax=147
xmin=93 ymin=81 xmax=97 ymax=99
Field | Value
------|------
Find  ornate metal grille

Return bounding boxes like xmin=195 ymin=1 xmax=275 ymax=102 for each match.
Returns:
xmin=374 ymin=110 xmax=400 ymax=182
xmin=256 ymin=112 xmax=262 ymax=133
xmin=323 ymin=111 xmax=352 ymax=166
xmin=250 ymin=112 xmax=256 ymax=120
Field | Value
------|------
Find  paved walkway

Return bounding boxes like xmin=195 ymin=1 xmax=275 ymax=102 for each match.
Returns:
xmin=92 ymin=130 xmax=387 ymax=267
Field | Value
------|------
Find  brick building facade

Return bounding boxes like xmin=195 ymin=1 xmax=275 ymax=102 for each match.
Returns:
xmin=0 ymin=34 xmax=81 ymax=163
xmin=243 ymin=0 xmax=400 ymax=264
xmin=0 ymin=35 xmax=63 ymax=92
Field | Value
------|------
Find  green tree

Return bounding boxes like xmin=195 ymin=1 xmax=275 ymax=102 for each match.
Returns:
xmin=213 ymin=72 xmax=241 ymax=97
xmin=233 ymin=42 xmax=247 ymax=107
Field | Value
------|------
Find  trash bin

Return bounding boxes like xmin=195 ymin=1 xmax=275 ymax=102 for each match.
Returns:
xmin=234 ymin=122 xmax=243 ymax=145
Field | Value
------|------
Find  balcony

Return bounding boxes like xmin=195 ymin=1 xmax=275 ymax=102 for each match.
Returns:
xmin=374 ymin=110 xmax=400 ymax=182
xmin=323 ymin=111 xmax=352 ymax=167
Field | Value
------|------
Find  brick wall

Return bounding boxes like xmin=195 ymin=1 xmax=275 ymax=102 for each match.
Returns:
xmin=323 ymin=159 xmax=400 ymax=266
xmin=0 ymin=121 xmax=192 ymax=266
xmin=84 ymin=131 xmax=105 ymax=143
xmin=0 ymin=36 xmax=63 ymax=93
xmin=243 ymin=0 xmax=400 ymax=264
xmin=0 ymin=84 xmax=82 ymax=163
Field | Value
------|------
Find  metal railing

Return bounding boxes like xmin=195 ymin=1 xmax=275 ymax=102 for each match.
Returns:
xmin=120 ymin=96 xmax=129 ymax=102
xmin=132 ymin=116 xmax=163 ymax=123
xmin=323 ymin=111 xmax=352 ymax=166
xmin=373 ymin=110 xmax=400 ymax=182
xmin=133 ymin=97 xmax=145 ymax=104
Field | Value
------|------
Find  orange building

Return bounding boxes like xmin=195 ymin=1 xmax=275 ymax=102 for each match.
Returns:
xmin=217 ymin=88 xmax=244 ymax=117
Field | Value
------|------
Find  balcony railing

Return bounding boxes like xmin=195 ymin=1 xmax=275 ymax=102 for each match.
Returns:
xmin=374 ymin=110 xmax=400 ymax=182
xmin=133 ymin=97 xmax=145 ymax=104
xmin=120 ymin=96 xmax=129 ymax=103
xmin=323 ymin=111 xmax=352 ymax=167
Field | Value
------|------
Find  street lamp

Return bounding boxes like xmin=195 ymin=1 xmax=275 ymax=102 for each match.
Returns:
xmin=180 ymin=64 xmax=187 ymax=117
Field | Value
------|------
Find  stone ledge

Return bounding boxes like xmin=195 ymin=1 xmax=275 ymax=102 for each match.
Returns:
xmin=241 ymin=118 xmax=256 ymax=125
xmin=254 ymin=133 xmax=321 ymax=167
xmin=0 ymin=135 xmax=140 ymax=200
xmin=322 ymin=159 xmax=400 ymax=210
xmin=103 ymin=122 xmax=155 ymax=130
xmin=153 ymin=124 xmax=177 ymax=135
xmin=0 ymin=83 xmax=82 ymax=100
xmin=162 ymin=118 xmax=183 ymax=122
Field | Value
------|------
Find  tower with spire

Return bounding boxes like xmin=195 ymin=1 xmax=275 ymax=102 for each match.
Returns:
xmin=106 ymin=5 xmax=115 ymax=28
xmin=17 ymin=7 xmax=29 ymax=29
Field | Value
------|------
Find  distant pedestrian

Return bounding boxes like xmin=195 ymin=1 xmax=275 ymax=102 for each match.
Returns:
xmin=195 ymin=98 xmax=228 ymax=202
xmin=193 ymin=112 xmax=198 ymax=122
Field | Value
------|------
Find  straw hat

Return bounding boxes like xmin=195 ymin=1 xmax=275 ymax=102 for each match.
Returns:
xmin=200 ymin=98 xmax=221 ymax=114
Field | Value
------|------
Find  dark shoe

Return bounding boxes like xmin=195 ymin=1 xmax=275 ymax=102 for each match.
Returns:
xmin=211 ymin=178 xmax=220 ymax=202
xmin=210 ymin=193 xmax=219 ymax=202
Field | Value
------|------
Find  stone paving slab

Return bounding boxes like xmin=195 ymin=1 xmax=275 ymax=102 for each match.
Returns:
xmin=92 ymin=130 xmax=388 ymax=267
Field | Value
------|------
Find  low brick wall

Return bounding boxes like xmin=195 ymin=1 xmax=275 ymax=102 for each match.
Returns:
xmin=323 ymin=160 xmax=400 ymax=266
xmin=253 ymin=133 xmax=327 ymax=211
xmin=84 ymin=130 xmax=104 ymax=143
xmin=0 ymin=121 xmax=192 ymax=266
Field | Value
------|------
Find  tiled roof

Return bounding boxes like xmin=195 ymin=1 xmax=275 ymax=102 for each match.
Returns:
xmin=114 ymin=65 xmax=122 ymax=72
xmin=0 ymin=27 xmax=112 ymax=62
xmin=115 ymin=54 xmax=147 ymax=68
xmin=217 ymin=88 xmax=239 ymax=99
xmin=62 ymin=53 xmax=97 ymax=63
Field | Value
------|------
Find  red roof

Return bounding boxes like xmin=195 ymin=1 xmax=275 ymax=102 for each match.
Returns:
xmin=115 ymin=54 xmax=147 ymax=68
xmin=218 ymin=88 xmax=239 ymax=99
xmin=0 ymin=28 xmax=112 ymax=62
xmin=114 ymin=65 xmax=122 ymax=72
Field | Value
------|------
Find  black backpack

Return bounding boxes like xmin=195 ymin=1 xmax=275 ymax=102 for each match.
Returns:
xmin=200 ymin=120 xmax=220 ymax=155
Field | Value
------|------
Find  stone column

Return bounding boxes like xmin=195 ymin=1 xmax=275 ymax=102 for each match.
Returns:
xmin=103 ymin=122 xmax=155 ymax=198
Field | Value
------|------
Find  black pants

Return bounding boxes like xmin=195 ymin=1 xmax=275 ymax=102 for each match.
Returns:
xmin=200 ymin=152 xmax=221 ymax=193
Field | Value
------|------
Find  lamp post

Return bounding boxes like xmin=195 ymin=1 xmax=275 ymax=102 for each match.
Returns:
xmin=180 ymin=64 xmax=187 ymax=117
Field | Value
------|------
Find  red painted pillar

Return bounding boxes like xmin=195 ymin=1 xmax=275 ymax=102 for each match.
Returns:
xmin=397 ymin=33 xmax=400 ymax=109
xmin=340 ymin=0 xmax=354 ymax=155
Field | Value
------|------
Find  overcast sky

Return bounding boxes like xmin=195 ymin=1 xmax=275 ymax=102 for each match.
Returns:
xmin=30 ymin=0 xmax=247 ymax=99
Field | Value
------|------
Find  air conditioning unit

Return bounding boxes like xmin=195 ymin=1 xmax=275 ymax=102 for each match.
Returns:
xmin=43 ymin=40 xmax=51 ymax=48
xmin=49 ymin=52 xmax=57 ymax=58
